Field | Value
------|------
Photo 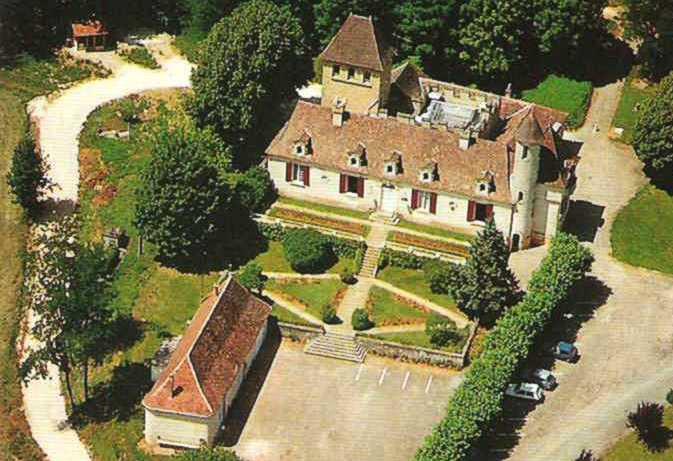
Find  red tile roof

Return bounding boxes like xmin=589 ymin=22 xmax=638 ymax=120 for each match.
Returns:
xmin=72 ymin=21 xmax=108 ymax=38
xmin=143 ymin=277 xmax=271 ymax=418
xmin=320 ymin=14 xmax=392 ymax=72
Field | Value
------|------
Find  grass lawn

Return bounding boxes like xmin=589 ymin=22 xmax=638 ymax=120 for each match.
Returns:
xmin=266 ymin=279 xmax=346 ymax=320
xmin=0 ymin=54 xmax=108 ymax=460
xmin=603 ymin=405 xmax=673 ymax=460
xmin=522 ymin=74 xmax=593 ymax=128
xmin=377 ymin=266 xmax=458 ymax=312
xmin=277 ymin=196 xmax=372 ymax=221
xmin=367 ymin=286 xmax=430 ymax=326
xmin=612 ymin=73 xmax=655 ymax=144
xmin=371 ymin=328 xmax=469 ymax=353
xmin=612 ymin=185 xmax=673 ymax=274
xmin=271 ymin=304 xmax=316 ymax=326
xmin=251 ymin=240 xmax=355 ymax=275
xmin=397 ymin=219 xmax=474 ymax=243
xmin=118 ymin=47 xmax=159 ymax=69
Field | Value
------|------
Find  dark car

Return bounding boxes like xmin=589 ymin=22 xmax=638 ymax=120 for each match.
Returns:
xmin=554 ymin=341 xmax=578 ymax=362
xmin=524 ymin=368 xmax=557 ymax=390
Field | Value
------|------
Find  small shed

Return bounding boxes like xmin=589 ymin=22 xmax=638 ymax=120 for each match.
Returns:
xmin=72 ymin=21 xmax=109 ymax=51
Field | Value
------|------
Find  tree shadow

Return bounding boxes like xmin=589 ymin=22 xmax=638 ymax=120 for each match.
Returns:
xmin=563 ymin=200 xmax=606 ymax=243
xmin=643 ymin=426 xmax=673 ymax=452
xmin=72 ymin=361 xmax=152 ymax=426
xmin=474 ymin=276 xmax=612 ymax=459
xmin=217 ymin=319 xmax=282 ymax=447
xmin=643 ymin=166 xmax=673 ymax=195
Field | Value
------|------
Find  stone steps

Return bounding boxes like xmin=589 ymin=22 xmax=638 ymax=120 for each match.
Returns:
xmin=304 ymin=331 xmax=367 ymax=363
xmin=359 ymin=246 xmax=382 ymax=278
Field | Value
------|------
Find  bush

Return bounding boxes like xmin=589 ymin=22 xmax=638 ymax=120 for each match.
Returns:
xmin=667 ymin=389 xmax=673 ymax=405
xmin=321 ymin=304 xmax=339 ymax=324
xmin=258 ymin=222 xmax=286 ymax=241
xmin=352 ymin=308 xmax=374 ymax=331
xmin=380 ymin=248 xmax=435 ymax=270
xmin=415 ymin=233 xmax=593 ymax=461
xmin=118 ymin=46 xmax=160 ymax=69
xmin=574 ymin=450 xmax=597 ymax=461
xmin=425 ymin=314 xmax=459 ymax=348
xmin=7 ymin=133 xmax=47 ymax=218
xmin=235 ymin=166 xmax=277 ymax=214
xmin=423 ymin=260 xmax=460 ymax=295
xmin=177 ymin=446 xmax=241 ymax=461
xmin=340 ymin=263 xmax=357 ymax=284
xmin=237 ymin=262 xmax=266 ymax=293
xmin=627 ymin=401 xmax=665 ymax=449
xmin=282 ymin=229 xmax=334 ymax=273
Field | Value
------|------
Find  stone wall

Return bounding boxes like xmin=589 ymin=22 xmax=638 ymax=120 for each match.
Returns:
xmin=277 ymin=322 xmax=324 ymax=343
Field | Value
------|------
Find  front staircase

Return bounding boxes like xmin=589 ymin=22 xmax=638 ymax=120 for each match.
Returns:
xmin=359 ymin=246 xmax=381 ymax=278
xmin=304 ymin=331 xmax=367 ymax=363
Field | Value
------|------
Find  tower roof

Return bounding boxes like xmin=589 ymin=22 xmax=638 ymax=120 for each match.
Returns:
xmin=515 ymin=107 xmax=546 ymax=146
xmin=320 ymin=14 xmax=391 ymax=72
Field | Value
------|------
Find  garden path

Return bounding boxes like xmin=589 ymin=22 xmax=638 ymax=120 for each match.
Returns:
xmin=21 ymin=42 xmax=192 ymax=461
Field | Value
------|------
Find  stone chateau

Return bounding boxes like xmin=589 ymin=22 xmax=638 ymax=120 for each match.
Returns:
xmin=266 ymin=14 xmax=579 ymax=250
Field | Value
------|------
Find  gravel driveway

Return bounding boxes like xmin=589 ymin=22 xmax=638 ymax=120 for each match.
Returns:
xmin=503 ymin=81 xmax=673 ymax=460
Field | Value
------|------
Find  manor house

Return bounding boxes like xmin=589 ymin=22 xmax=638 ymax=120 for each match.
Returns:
xmin=265 ymin=14 xmax=578 ymax=250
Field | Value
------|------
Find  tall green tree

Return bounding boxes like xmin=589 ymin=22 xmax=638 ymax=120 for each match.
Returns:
xmin=7 ymin=133 xmax=48 ymax=218
xmin=189 ymin=0 xmax=311 ymax=164
xmin=135 ymin=112 xmax=235 ymax=263
xmin=448 ymin=219 xmax=521 ymax=324
xmin=633 ymin=72 xmax=673 ymax=179
xmin=622 ymin=0 xmax=673 ymax=80
xmin=181 ymin=0 xmax=237 ymax=34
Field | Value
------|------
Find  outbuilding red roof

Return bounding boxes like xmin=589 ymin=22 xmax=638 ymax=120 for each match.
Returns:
xmin=72 ymin=21 xmax=108 ymax=38
xmin=143 ymin=277 xmax=271 ymax=418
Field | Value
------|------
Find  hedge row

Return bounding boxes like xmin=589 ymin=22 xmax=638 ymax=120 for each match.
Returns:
xmin=415 ymin=233 xmax=593 ymax=461
xmin=259 ymin=222 xmax=366 ymax=270
xmin=379 ymin=247 xmax=436 ymax=270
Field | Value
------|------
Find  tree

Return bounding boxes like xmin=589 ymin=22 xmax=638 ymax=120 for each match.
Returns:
xmin=7 ymin=133 xmax=48 ymax=218
xmin=135 ymin=113 xmax=235 ymax=263
xmin=425 ymin=313 xmax=459 ymax=347
xmin=622 ymin=0 xmax=673 ymax=80
xmin=423 ymin=260 xmax=460 ymax=296
xmin=234 ymin=166 xmax=277 ymax=214
xmin=238 ymin=262 xmax=266 ymax=293
xmin=633 ymin=73 xmax=673 ymax=179
xmin=181 ymin=0 xmax=237 ymax=34
xmin=627 ymin=401 xmax=665 ymax=449
xmin=448 ymin=219 xmax=521 ymax=324
xmin=21 ymin=215 xmax=115 ymax=407
xmin=189 ymin=0 xmax=311 ymax=165
xmin=177 ymin=447 xmax=242 ymax=461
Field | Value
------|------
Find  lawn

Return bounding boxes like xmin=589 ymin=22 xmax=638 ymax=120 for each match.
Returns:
xmin=0 ymin=54 xmax=108 ymax=460
xmin=612 ymin=73 xmax=655 ymax=144
xmin=367 ymin=286 xmax=430 ymax=327
xmin=277 ymin=196 xmax=372 ymax=221
xmin=377 ymin=266 xmax=458 ymax=312
xmin=251 ymin=240 xmax=356 ymax=275
xmin=371 ymin=328 xmax=469 ymax=353
xmin=603 ymin=405 xmax=673 ymax=460
xmin=522 ymin=74 xmax=593 ymax=128
xmin=118 ymin=46 xmax=160 ymax=69
xmin=266 ymin=279 xmax=346 ymax=320
xmin=612 ymin=185 xmax=673 ymax=274
xmin=397 ymin=219 xmax=474 ymax=243
xmin=271 ymin=304 xmax=316 ymax=327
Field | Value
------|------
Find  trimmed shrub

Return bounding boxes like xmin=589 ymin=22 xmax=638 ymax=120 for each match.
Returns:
xmin=321 ymin=304 xmax=339 ymax=324
xmin=282 ymin=229 xmax=334 ymax=273
xmin=340 ymin=264 xmax=357 ymax=284
xmin=425 ymin=314 xmax=460 ymax=348
xmin=380 ymin=248 xmax=435 ymax=270
xmin=237 ymin=262 xmax=266 ymax=293
xmin=423 ymin=260 xmax=460 ymax=295
xmin=415 ymin=233 xmax=593 ymax=461
xmin=352 ymin=308 xmax=374 ymax=331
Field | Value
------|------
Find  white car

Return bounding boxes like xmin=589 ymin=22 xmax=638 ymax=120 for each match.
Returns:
xmin=505 ymin=382 xmax=544 ymax=402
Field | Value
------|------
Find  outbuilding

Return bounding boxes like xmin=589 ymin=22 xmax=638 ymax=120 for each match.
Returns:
xmin=72 ymin=21 xmax=109 ymax=51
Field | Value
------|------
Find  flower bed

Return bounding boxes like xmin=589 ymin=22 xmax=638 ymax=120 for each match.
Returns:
xmin=268 ymin=207 xmax=369 ymax=236
xmin=390 ymin=231 xmax=470 ymax=258
xmin=366 ymin=286 xmax=430 ymax=327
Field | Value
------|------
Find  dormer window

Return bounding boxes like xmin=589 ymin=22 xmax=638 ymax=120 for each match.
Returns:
xmin=476 ymin=171 xmax=496 ymax=196
xmin=384 ymin=152 xmax=402 ymax=176
xmin=350 ymin=156 xmax=359 ymax=166
xmin=293 ymin=131 xmax=312 ymax=157
xmin=347 ymin=67 xmax=355 ymax=80
xmin=419 ymin=162 xmax=438 ymax=183
xmin=347 ymin=143 xmax=367 ymax=168
xmin=386 ymin=164 xmax=395 ymax=174
xmin=364 ymin=71 xmax=371 ymax=83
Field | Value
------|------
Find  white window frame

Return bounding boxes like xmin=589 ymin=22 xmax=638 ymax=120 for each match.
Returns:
xmin=291 ymin=163 xmax=305 ymax=186
xmin=419 ymin=191 xmax=432 ymax=212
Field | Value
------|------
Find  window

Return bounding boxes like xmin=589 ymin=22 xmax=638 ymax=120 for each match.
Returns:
xmin=350 ymin=156 xmax=359 ymax=166
xmin=411 ymin=190 xmax=437 ymax=214
xmin=467 ymin=201 xmax=494 ymax=222
xmin=347 ymin=67 xmax=355 ymax=80
xmin=285 ymin=162 xmax=309 ymax=186
xmin=292 ymin=163 xmax=304 ymax=184
xmin=419 ymin=192 xmax=432 ymax=211
xmin=386 ymin=163 xmax=395 ymax=175
xmin=340 ymin=174 xmax=364 ymax=197
xmin=479 ymin=183 xmax=487 ymax=192
xmin=521 ymin=146 xmax=529 ymax=160
xmin=518 ymin=191 xmax=524 ymax=201
xmin=364 ymin=71 xmax=371 ymax=83
xmin=421 ymin=171 xmax=431 ymax=182
xmin=332 ymin=65 xmax=340 ymax=77
xmin=295 ymin=145 xmax=303 ymax=155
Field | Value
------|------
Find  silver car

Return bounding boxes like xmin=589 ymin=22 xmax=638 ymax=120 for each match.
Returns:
xmin=505 ymin=382 xmax=545 ymax=402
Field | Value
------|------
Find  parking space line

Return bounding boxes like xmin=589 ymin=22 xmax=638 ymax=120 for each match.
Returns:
xmin=425 ymin=376 xmax=433 ymax=394
xmin=378 ymin=368 xmax=387 ymax=386
xmin=402 ymin=371 xmax=410 ymax=390
xmin=355 ymin=364 xmax=364 ymax=382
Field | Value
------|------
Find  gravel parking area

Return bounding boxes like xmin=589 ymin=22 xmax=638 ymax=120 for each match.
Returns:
xmin=232 ymin=343 xmax=463 ymax=461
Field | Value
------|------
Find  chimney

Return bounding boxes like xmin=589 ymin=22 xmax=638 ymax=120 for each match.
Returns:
xmin=459 ymin=130 xmax=474 ymax=150
xmin=332 ymin=97 xmax=346 ymax=127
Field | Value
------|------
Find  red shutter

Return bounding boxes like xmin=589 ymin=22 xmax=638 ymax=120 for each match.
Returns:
xmin=285 ymin=162 xmax=293 ymax=182
xmin=411 ymin=189 xmax=420 ymax=209
xmin=357 ymin=177 xmax=365 ymax=198
xmin=486 ymin=204 xmax=494 ymax=221
xmin=303 ymin=166 xmax=310 ymax=186
xmin=339 ymin=174 xmax=347 ymax=193
xmin=429 ymin=193 xmax=437 ymax=214
xmin=467 ymin=200 xmax=476 ymax=221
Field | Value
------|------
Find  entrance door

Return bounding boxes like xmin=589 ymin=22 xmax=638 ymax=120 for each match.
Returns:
xmin=380 ymin=185 xmax=398 ymax=214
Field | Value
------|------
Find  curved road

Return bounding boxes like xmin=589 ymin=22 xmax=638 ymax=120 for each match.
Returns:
xmin=507 ymin=81 xmax=673 ymax=460
xmin=21 ymin=43 xmax=192 ymax=461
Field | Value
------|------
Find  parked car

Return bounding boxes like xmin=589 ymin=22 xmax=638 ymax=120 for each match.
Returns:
xmin=524 ymin=368 xmax=557 ymax=390
xmin=505 ymin=382 xmax=544 ymax=402
xmin=554 ymin=341 xmax=578 ymax=362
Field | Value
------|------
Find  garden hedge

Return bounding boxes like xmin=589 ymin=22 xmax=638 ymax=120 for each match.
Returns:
xmin=379 ymin=248 xmax=436 ymax=270
xmin=415 ymin=233 xmax=593 ymax=461
xmin=282 ymin=229 xmax=334 ymax=273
